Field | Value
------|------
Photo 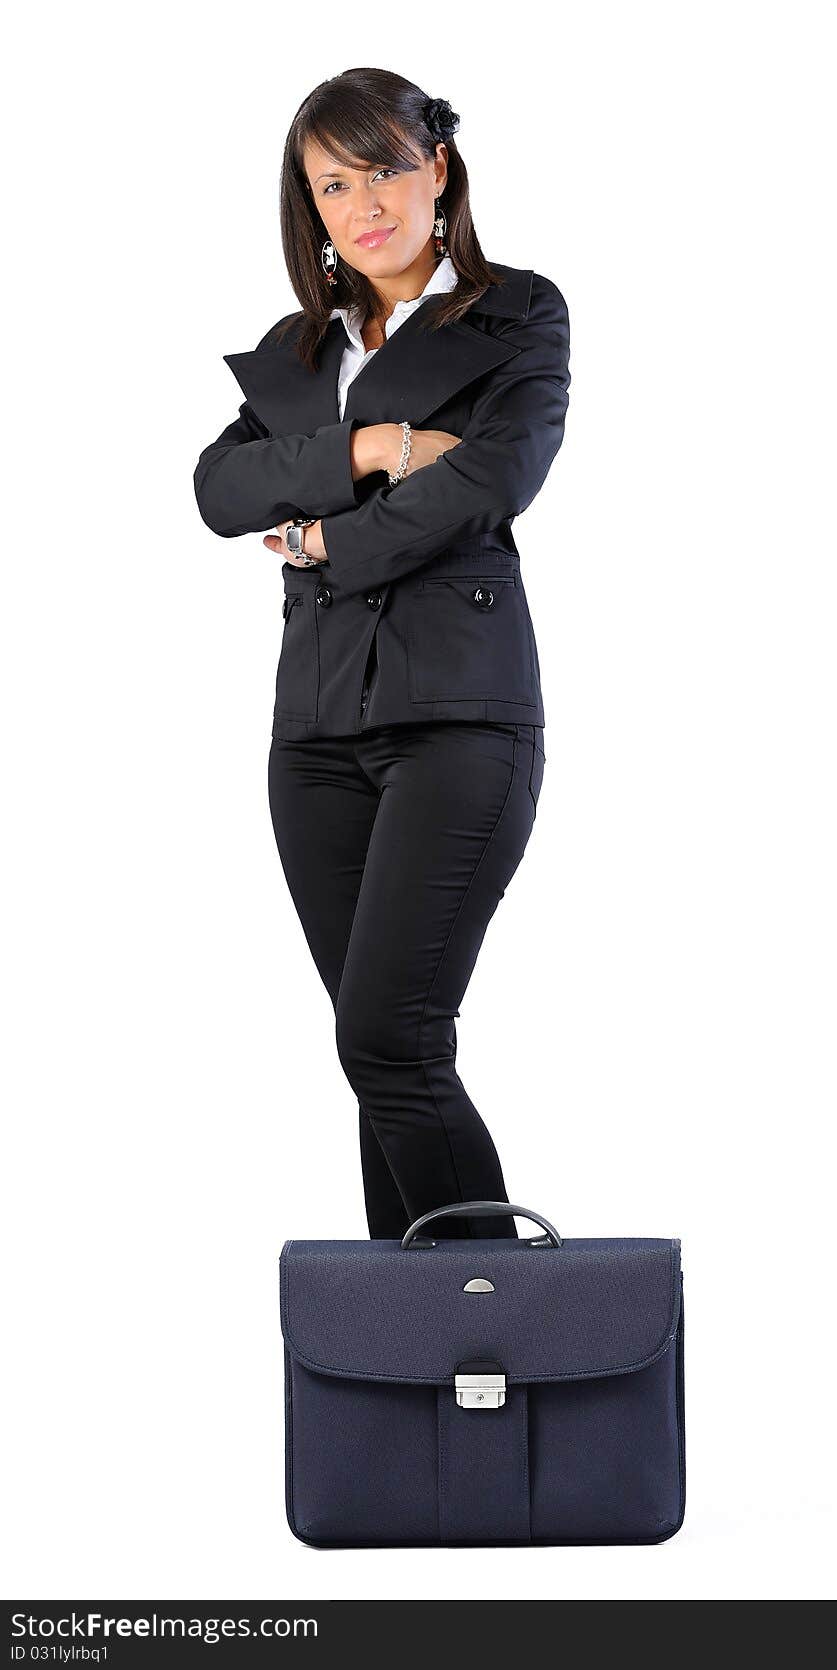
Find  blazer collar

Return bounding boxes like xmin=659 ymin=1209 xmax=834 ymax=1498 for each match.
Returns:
xmin=222 ymin=262 xmax=533 ymax=433
xmin=464 ymin=262 xmax=534 ymax=319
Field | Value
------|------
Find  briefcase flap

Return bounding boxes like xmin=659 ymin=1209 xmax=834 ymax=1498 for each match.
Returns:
xmin=280 ymin=1237 xmax=681 ymax=1386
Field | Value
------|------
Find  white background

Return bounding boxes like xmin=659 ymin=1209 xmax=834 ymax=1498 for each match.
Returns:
xmin=2 ymin=0 xmax=835 ymax=1604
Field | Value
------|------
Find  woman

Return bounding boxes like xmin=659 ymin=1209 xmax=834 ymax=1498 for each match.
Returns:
xmin=193 ymin=67 xmax=571 ymax=1241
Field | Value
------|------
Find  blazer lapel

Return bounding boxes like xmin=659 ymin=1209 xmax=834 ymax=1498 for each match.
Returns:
xmin=340 ymin=306 xmax=521 ymax=427
xmin=223 ymin=323 xmax=346 ymax=437
xmin=222 ymin=263 xmax=532 ymax=437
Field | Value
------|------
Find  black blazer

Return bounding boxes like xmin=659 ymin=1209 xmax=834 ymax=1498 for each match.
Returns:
xmin=193 ymin=262 xmax=570 ymax=740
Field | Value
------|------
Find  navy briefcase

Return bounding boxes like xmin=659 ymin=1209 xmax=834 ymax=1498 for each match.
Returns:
xmin=279 ymin=1200 xmax=685 ymax=1548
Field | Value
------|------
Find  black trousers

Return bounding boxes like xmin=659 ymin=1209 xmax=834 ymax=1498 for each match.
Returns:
xmin=267 ymin=720 xmax=545 ymax=1240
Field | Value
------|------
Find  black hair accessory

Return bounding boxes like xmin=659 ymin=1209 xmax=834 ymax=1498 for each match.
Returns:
xmin=423 ymin=96 xmax=460 ymax=143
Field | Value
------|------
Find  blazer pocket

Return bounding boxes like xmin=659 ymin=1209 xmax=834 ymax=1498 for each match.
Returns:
xmin=407 ymin=575 xmax=537 ymax=705
xmin=274 ymin=591 xmax=319 ymax=721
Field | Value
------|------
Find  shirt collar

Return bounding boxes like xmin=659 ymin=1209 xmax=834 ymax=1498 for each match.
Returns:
xmin=330 ymin=252 xmax=459 ymax=352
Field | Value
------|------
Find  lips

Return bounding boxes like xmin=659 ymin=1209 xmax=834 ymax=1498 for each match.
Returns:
xmin=355 ymin=225 xmax=397 ymax=249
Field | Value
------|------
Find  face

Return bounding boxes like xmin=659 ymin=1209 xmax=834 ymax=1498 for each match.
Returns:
xmin=303 ymin=136 xmax=448 ymax=279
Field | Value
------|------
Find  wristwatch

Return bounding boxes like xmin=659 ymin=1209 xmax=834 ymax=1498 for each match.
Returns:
xmin=285 ymin=517 xmax=318 ymax=565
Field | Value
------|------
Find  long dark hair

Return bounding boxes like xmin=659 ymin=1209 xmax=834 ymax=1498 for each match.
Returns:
xmin=276 ymin=67 xmax=504 ymax=371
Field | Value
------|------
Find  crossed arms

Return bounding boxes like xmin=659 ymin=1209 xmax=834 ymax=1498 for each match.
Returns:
xmin=193 ymin=274 xmax=570 ymax=598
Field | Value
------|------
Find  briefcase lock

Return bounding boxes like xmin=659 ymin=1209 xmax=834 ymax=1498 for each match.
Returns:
xmin=455 ymin=1360 xmax=506 ymax=1410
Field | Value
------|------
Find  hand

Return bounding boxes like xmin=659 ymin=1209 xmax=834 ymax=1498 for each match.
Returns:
xmin=380 ymin=424 xmax=463 ymax=480
xmin=264 ymin=519 xmax=328 ymax=567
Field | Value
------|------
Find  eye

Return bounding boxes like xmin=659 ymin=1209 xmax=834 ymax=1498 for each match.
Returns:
xmin=323 ymin=167 xmax=398 ymax=195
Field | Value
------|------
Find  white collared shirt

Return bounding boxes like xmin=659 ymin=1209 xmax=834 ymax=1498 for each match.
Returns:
xmin=329 ymin=252 xmax=460 ymax=419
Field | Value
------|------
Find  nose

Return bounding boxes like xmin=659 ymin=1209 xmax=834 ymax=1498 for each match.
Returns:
xmin=354 ymin=186 xmax=384 ymax=223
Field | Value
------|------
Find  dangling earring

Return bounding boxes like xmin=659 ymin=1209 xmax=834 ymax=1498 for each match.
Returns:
xmin=433 ymin=197 xmax=447 ymax=258
xmin=321 ymin=238 xmax=338 ymax=286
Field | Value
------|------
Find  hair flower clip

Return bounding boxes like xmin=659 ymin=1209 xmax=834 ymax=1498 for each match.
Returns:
xmin=423 ymin=97 xmax=461 ymax=143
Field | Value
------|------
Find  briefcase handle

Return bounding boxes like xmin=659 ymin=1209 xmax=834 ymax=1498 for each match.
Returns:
xmin=401 ymin=1200 xmax=563 ymax=1250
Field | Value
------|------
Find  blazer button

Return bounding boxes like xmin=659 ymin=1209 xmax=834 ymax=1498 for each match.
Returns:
xmin=315 ymin=584 xmax=332 ymax=607
xmin=473 ymin=586 xmax=494 ymax=609
xmin=366 ymin=591 xmax=383 ymax=610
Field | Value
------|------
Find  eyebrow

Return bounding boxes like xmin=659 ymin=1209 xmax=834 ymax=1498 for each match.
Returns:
xmin=313 ymin=165 xmax=376 ymax=183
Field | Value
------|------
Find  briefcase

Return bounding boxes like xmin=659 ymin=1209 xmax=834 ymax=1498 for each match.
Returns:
xmin=279 ymin=1200 xmax=685 ymax=1547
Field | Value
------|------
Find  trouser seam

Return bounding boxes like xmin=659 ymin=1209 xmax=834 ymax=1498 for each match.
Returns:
xmin=416 ymin=735 xmax=520 ymax=1221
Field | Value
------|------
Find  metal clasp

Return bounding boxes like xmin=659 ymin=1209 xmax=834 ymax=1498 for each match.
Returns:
xmin=455 ymin=1370 xmax=506 ymax=1409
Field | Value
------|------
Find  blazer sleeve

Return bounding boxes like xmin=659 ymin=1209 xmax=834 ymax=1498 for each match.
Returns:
xmin=193 ymin=400 xmax=362 ymax=536
xmin=318 ymin=274 xmax=571 ymax=597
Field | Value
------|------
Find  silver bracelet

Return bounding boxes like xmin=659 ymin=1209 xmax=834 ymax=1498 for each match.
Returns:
xmin=387 ymin=420 xmax=412 ymax=486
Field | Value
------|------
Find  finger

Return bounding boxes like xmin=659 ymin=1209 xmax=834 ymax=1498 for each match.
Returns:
xmin=264 ymin=520 xmax=291 ymax=551
xmin=263 ymin=535 xmax=308 ymax=568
